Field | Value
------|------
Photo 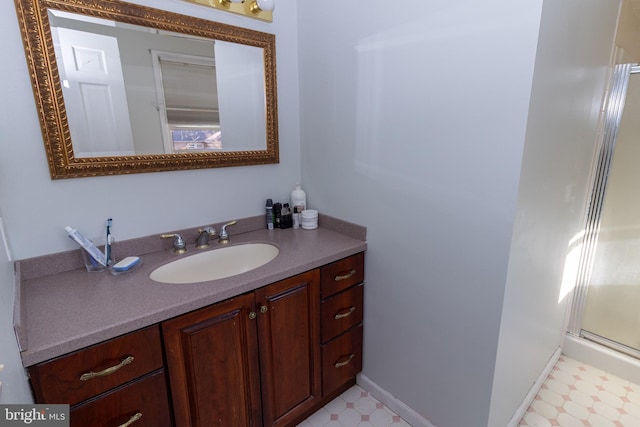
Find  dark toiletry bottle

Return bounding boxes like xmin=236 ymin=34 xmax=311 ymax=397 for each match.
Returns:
xmin=281 ymin=203 xmax=293 ymax=229
xmin=273 ymin=203 xmax=282 ymax=229
xmin=293 ymin=206 xmax=301 ymax=229
xmin=266 ymin=199 xmax=274 ymax=230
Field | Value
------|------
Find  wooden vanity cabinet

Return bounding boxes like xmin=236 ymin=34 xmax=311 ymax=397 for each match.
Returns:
xmin=28 ymin=325 xmax=171 ymax=427
xmin=162 ymin=269 xmax=322 ymax=427
xmin=27 ymin=252 xmax=365 ymax=427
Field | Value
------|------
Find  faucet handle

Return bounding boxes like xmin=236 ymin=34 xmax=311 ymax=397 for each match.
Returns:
xmin=161 ymin=233 xmax=187 ymax=254
xmin=219 ymin=220 xmax=237 ymax=244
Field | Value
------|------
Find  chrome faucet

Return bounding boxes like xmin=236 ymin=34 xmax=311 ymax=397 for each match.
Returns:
xmin=218 ymin=220 xmax=237 ymax=244
xmin=196 ymin=226 xmax=216 ymax=249
xmin=160 ymin=233 xmax=187 ymax=254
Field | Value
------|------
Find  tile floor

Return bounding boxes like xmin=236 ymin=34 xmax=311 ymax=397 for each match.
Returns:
xmin=518 ymin=355 xmax=640 ymax=427
xmin=298 ymin=385 xmax=412 ymax=427
xmin=301 ymin=355 xmax=640 ymax=427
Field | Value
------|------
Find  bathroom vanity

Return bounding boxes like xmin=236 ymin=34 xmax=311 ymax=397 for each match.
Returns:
xmin=15 ymin=215 xmax=366 ymax=427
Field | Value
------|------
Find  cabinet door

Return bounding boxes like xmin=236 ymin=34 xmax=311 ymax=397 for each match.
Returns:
xmin=162 ymin=293 xmax=262 ymax=427
xmin=255 ymin=270 xmax=322 ymax=427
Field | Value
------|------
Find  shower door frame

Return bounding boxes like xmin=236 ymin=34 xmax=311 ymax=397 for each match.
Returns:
xmin=567 ymin=63 xmax=640 ymax=359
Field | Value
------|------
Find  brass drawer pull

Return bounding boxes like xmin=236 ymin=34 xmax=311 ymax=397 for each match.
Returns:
xmin=334 ymin=269 xmax=356 ymax=282
xmin=334 ymin=353 xmax=355 ymax=368
xmin=118 ymin=412 xmax=142 ymax=427
xmin=334 ymin=307 xmax=356 ymax=320
xmin=79 ymin=356 xmax=134 ymax=381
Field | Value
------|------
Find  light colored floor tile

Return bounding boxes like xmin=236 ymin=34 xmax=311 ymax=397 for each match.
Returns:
xmin=587 ymin=413 xmax=618 ymax=427
xmin=299 ymin=385 xmax=411 ymax=427
xmin=597 ymin=389 xmax=624 ymax=408
xmin=620 ymin=412 xmax=640 ymax=427
xmin=593 ymin=400 xmax=622 ymax=421
xmin=520 ymin=355 xmax=640 ymax=427
xmin=568 ymin=389 xmax=595 ymax=407
xmin=623 ymin=400 xmax=640 ymax=418
xmin=556 ymin=412 xmax=588 ymax=427
xmin=521 ymin=411 xmax=554 ymax=427
xmin=354 ymin=396 xmax=378 ymax=415
xmin=551 ymin=369 xmax=577 ymax=386
xmin=575 ymin=379 xmax=600 ymax=396
xmin=602 ymin=376 xmax=630 ymax=395
xmin=324 ymin=398 xmax=348 ymax=415
xmin=547 ymin=378 xmax=572 ymax=396
xmin=539 ymin=388 xmax=565 ymax=407
xmin=580 ymin=370 xmax=606 ymax=386
xmin=628 ymin=391 xmax=640 ymax=406
xmin=301 ymin=407 xmax=332 ymax=427
xmin=531 ymin=399 xmax=559 ymax=419
xmin=563 ymin=400 xmax=590 ymax=420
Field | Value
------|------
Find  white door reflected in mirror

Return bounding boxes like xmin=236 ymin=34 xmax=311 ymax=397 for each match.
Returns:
xmin=52 ymin=27 xmax=136 ymax=157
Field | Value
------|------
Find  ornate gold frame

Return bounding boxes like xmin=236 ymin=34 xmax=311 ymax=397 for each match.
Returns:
xmin=14 ymin=0 xmax=279 ymax=179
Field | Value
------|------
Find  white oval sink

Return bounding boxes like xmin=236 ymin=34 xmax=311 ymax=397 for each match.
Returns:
xmin=150 ymin=243 xmax=279 ymax=284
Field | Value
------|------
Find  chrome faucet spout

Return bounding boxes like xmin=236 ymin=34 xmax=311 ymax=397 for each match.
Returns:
xmin=196 ymin=226 xmax=216 ymax=249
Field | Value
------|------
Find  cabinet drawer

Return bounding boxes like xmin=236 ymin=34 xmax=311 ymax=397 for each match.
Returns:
xmin=321 ymin=284 xmax=363 ymax=343
xmin=322 ymin=324 xmax=363 ymax=396
xmin=70 ymin=369 xmax=171 ymax=427
xmin=320 ymin=252 xmax=364 ymax=298
xmin=29 ymin=325 xmax=164 ymax=405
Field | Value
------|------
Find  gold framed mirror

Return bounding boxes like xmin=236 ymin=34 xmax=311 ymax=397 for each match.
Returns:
xmin=14 ymin=0 xmax=278 ymax=179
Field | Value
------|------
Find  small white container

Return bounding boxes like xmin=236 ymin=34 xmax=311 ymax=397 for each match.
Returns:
xmin=301 ymin=209 xmax=318 ymax=230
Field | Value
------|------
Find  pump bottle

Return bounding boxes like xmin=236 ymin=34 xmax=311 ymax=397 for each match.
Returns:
xmin=291 ymin=183 xmax=306 ymax=212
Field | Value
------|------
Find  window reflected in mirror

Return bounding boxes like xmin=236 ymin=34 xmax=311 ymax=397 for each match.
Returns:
xmin=152 ymin=51 xmax=221 ymax=153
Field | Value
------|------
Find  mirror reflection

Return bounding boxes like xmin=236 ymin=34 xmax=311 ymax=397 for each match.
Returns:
xmin=14 ymin=0 xmax=278 ymax=179
xmin=49 ymin=10 xmax=267 ymax=157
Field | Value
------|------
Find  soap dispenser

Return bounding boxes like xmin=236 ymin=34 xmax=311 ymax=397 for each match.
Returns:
xmin=291 ymin=183 xmax=306 ymax=212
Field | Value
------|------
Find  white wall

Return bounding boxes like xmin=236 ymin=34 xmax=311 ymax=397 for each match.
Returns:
xmin=0 ymin=206 xmax=33 ymax=404
xmin=0 ymin=0 xmax=301 ymax=260
xmin=488 ymin=1 xmax=621 ymax=426
xmin=297 ymin=2 xmax=542 ymax=426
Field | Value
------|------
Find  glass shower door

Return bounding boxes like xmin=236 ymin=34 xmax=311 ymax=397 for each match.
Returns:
xmin=578 ymin=67 xmax=640 ymax=354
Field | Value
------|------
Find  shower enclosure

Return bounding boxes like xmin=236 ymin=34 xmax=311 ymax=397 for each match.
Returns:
xmin=567 ymin=63 xmax=640 ymax=366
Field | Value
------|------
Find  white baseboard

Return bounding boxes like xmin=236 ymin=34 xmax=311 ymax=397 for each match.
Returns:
xmin=356 ymin=374 xmax=437 ymax=427
xmin=504 ymin=347 xmax=561 ymax=427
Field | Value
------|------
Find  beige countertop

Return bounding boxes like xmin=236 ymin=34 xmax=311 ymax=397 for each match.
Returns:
xmin=15 ymin=215 xmax=366 ymax=367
